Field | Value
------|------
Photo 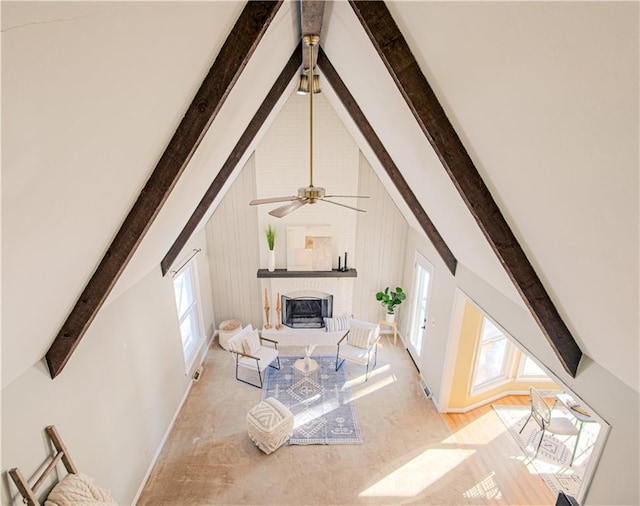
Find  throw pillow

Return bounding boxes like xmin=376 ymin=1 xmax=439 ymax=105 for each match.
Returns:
xmin=324 ymin=315 xmax=351 ymax=332
xmin=242 ymin=330 xmax=261 ymax=356
xmin=228 ymin=324 xmax=253 ymax=353
xmin=347 ymin=324 xmax=372 ymax=349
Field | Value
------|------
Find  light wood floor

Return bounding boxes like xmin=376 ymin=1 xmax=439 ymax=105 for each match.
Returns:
xmin=138 ymin=341 xmax=556 ymax=505
xmin=442 ymin=396 xmax=555 ymax=505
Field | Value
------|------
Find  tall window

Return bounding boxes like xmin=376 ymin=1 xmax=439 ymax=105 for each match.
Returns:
xmin=517 ymin=355 xmax=550 ymax=380
xmin=172 ymin=261 xmax=203 ymax=369
xmin=472 ymin=317 xmax=513 ymax=390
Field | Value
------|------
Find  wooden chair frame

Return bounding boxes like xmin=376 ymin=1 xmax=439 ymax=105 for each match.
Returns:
xmin=9 ymin=425 xmax=77 ymax=506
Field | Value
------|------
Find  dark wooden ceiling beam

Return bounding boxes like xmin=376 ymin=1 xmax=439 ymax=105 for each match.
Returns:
xmin=161 ymin=44 xmax=302 ymax=276
xmin=45 ymin=1 xmax=283 ymax=379
xmin=318 ymin=48 xmax=457 ymax=275
xmin=301 ymin=1 xmax=325 ymax=68
xmin=349 ymin=0 xmax=582 ymax=377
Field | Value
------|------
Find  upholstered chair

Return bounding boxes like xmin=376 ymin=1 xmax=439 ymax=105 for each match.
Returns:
xmin=227 ymin=324 xmax=280 ymax=388
xmin=335 ymin=319 xmax=381 ymax=381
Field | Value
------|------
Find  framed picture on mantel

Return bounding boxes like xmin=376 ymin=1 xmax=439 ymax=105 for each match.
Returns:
xmin=286 ymin=225 xmax=332 ymax=271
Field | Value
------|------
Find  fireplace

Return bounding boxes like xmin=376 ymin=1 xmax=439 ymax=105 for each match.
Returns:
xmin=281 ymin=292 xmax=333 ymax=329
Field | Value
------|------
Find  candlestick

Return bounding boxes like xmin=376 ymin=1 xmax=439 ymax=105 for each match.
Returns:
xmin=275 ymin=291 xmax=282 ymax=330
xmin=344 ymin=251 xmax=348 ymax=271
xmin=338 ymin=256 xmax=341 ymax=271
xmin=263 ymin=288 xmax=272 ymax=329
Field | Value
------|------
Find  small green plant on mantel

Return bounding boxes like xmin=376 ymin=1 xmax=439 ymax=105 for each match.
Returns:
xmin=375 ymin=286 xmax=406 ymax=315
xmin=266 ymin=224 xmax=276 ymax=251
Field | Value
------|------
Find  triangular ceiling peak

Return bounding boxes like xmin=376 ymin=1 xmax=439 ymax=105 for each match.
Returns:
xmin=43 ymin=0 xmax=583 ymax=381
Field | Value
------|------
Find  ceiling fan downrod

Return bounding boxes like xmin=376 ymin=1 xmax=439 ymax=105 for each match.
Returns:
xmin=247 ymin=33 xmax=368 ymax=217
xmin=305 ymin=34 xmax=319 ymax=191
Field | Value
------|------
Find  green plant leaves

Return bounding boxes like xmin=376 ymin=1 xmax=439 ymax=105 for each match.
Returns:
xmin=375 ymin=286 xmax=405 ymax=314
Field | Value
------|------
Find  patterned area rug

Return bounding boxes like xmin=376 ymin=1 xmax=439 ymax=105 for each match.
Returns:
xmin=492 ymin=404 xmax=594 ymax=497
xmin=262 ymin=355 xmax=362 ymax=445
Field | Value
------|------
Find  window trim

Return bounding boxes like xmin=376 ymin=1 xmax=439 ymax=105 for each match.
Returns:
xmin=172 ymin=259 xmax=205 ymax=372
xmin=515 ymin=351 xmax=551 ymax=382
xmin=469 ymin=316 xmax=516 ymax=395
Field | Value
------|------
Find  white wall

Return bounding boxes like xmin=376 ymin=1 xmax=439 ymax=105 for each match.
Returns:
xmin=1 ymin=230 xmax=215 ymax=505
xmin=0 ymin=1 xmax=251 ymax=388
xmin=386 ymin=1 xmax=640 ymax=394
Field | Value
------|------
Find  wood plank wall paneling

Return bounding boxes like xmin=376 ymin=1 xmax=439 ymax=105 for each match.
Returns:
xmin=205 ymin=151 xmax=409 ymax=333
xmin=205 ymin=155 xmax=262 ymax=331
xmin=353 ymin=153 xmax=408 ymax=324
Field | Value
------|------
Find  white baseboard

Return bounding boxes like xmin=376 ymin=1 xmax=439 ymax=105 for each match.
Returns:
xmin=132 ymin=333 xmax=213 ymax=504
xmin=444 ymin=389 xmax=531 ymax=414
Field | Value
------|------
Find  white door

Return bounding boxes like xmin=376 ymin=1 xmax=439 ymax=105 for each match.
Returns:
xmin=407 ymin=254 xmax=433 ymax=361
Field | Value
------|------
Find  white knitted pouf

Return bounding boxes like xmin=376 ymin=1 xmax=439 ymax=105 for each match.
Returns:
xmin=218 ymin=319 xmax=242 ymax=350
xmin=246 ymin=397 xmax=293 ymax=454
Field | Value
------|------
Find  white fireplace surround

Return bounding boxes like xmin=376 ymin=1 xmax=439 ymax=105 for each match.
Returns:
xmin=260 ymin=278 xmax=354 ymax=348
xmin=283 ymin=289 xmax=332 ymax=299
xmin=261 ymin=278 xmax=354 ymax=325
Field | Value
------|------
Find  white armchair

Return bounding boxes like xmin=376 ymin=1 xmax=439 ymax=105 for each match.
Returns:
xmin=335 ymin=319 xmax=381 ymax=381
xmin=227 ymin=324 xmax=280 ymax=388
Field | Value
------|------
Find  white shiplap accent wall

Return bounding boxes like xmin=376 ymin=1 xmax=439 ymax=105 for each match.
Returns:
xmin=254 ymin=91 xmax=360 ymax=271
xmin=205 ymin=155 xmax=263 ymax=329
xmin=353 ymin=153 xmax=409 ymax=326
xmin=204 ymin=93 xmax=409 ymax=334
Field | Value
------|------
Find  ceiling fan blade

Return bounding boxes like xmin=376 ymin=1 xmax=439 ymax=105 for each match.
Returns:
xmin=323 ymin=195 xmax=370 ymax=199
xmin=319 ymin=198 xmax=366 ymax=213
xmin=269 ymin=198 xmax=308 ymax=218
xmin=250 ymin=196 xmax=298 ymax=205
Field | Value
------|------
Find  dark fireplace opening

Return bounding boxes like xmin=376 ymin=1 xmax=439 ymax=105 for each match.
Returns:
xmin=282 ymin=294 xmax=333 ymax=329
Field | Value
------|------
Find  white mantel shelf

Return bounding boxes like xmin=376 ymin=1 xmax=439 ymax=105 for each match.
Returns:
xmin=257 ymin=269 xmax=357 ymax=278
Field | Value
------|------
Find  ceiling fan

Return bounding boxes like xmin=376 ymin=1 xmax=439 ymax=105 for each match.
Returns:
xmin=249 ymin=34 xmax=369 ymax=218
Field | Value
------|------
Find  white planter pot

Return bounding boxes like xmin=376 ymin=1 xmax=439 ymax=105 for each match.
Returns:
xmin=385 ymin=313 xmax=395 ymax=324
xmin=267 ymin=250 xmax=276 ymax=272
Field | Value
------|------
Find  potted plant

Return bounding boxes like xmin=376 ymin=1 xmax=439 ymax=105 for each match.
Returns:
xmin=376 ymin=286 xmax=406 ymax=323
xmin=266 ymin=224 xmax=276 ymax=272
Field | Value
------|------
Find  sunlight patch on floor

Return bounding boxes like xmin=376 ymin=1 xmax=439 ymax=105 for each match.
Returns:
xmin=463 ymin=472 xmax=503 ymax=500
xmin=345 ymin=363 xmax=392 ymax=388
xmin=359 ymin=447 xmax=475 ymax=497
xmin=291 ymin=396 xmax=338 ymax=429
xmin=349 ymin=374 xmax=397 ymax=402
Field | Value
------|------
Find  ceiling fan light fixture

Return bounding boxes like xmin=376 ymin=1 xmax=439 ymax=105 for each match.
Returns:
xmin=298 ymin=185 xmax=325 ymax=203
xmin=311 ymin=74 xmax=320 ymax=93
xmin=296 ymin=71 xmax=320 ymax=95
xmin=297 ymin=73 xmax=309 ymax=94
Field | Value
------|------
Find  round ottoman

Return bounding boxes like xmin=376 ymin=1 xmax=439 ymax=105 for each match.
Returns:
xmin=218 ymin=319 xmax=241 ymax=350
xmin=246 ymin=397 xmax=293 ymax=454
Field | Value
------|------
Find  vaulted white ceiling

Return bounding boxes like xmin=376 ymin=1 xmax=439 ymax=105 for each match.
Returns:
xmin=2 ymin=1 xmax=637 ymax=392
